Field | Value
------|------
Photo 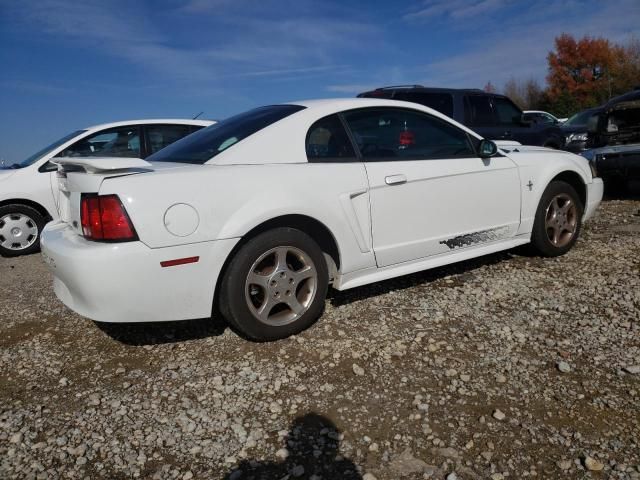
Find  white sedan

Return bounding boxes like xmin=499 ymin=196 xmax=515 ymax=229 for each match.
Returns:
xmin=0 ymin=119 xmax=213 ymax=256
xmin=41 ymin=99 xmax=603 ymax=341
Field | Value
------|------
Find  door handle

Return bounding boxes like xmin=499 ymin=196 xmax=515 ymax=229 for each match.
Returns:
xmin=385 ymin=174 xmax=407 ymax=185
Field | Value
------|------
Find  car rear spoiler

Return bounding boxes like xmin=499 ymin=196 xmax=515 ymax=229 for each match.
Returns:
xmin=54 ymin=157 xmax=153 ymax=174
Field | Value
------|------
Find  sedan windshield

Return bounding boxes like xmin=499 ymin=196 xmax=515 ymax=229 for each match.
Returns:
xmin=564 ymin=109 xmax=599 ymax=127
xmin=147 ymin=105 xmax=306 ymax=164
xmin=4 ymin=130 xmax=86 ymax=169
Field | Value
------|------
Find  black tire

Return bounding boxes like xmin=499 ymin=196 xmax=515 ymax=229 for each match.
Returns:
xmin=0 ymin=204 xmax=47 ymax=257
xmin=219 ymin=227 xmax=329 ymax=341
xmin=530 ymin=181 xmax=583 ymax=257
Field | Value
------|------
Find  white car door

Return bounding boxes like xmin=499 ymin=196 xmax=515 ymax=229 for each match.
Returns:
xmin=342 ymin=107 xmax=521 ymax=267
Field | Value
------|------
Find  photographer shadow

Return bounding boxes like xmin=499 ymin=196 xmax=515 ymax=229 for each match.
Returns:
xmin=224 ymin=413 xmax=362 ymax=480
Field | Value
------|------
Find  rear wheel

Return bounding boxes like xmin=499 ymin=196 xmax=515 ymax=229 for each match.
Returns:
xmin=530 ymin=181 xmax=583 ymax=257
xmin=219 ymin=228 xmax=329 ymax=341
xmin=0 ymin=204 xmax=46 ymax=257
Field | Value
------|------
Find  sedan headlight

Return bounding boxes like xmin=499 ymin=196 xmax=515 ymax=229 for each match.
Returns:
xmin=566 ymin=132 xmax=588 ymax=143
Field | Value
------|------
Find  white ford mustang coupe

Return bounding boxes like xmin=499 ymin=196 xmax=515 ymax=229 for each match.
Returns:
xmin=41 ymin=99 xmax=603 ymax=340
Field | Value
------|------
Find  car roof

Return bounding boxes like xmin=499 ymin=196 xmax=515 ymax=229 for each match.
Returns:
xmin=605 ymin=89 xmax=640 ymax=107
xmin=358 ymin=86 xmax=505 ymax=97
xmin=84 ymin=119 xmax=215 ymax=131
xmin=292 ymin=97 xmax=471 ymax=110
xmin=207 ymin=98 xmax=485 ymax=166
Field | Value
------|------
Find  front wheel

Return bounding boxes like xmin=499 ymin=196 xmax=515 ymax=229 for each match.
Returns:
xmin=219 ymin=228 xmax=329 ymax=341
xmin=530 ymin=181 xmax=583 ymax=257
xmin=0 ymin=204 xmax=47 ymax=257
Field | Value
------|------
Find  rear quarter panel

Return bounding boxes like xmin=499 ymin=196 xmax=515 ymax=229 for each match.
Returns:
xmin=98 ymin=162 xmax=376 ymax=275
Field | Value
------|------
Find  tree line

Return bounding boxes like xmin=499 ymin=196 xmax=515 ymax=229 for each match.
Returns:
xmin=484 ymin=34 xmax=640 ymax=117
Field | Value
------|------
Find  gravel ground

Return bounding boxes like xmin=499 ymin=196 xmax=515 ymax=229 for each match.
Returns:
xmin=1 ymin=188 xmax=639 ymax=480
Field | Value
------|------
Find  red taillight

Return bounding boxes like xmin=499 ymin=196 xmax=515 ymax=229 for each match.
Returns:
xmin=80 ymin=194 xmax=137 ymax=242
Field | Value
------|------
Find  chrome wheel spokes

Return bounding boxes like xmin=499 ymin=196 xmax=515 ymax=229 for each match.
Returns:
xmin=245 ymin=246 xmax=318 ymax=326
xmin=544 ymin=193 xmax=577 ymax=247
xmin=0 ymin=213 xmax=39 ymax=250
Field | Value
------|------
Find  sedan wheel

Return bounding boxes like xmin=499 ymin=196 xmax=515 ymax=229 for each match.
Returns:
xmin=220 ymin=227 xmax=329 ymax=341
xmin=0 ymin=205 xmax=46 ymax=257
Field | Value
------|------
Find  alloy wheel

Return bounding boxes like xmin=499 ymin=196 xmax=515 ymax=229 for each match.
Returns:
xmin=544 ymin=193 xmax=578 ymax=247
xmin=244 ymin=246 xmax=318 ymax=326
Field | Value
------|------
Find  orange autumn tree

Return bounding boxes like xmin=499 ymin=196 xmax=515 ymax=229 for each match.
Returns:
xmin=546 ymin=34 xmax=616 ymax=115
xmin=611 ymin=37 xmax=640 ymax=95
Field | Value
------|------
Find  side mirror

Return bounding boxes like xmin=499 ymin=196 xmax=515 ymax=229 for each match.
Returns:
xmin=478 ymin=139 xmax=498 ymax=158
xmin=586 ymin=114 xmax=599 ymax=133
xmin=38 ymin=161 xmax=59 ymax=173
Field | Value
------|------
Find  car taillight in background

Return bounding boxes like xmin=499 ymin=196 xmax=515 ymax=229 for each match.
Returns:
xmin=80 ymin=194 xmax=138 ymax=241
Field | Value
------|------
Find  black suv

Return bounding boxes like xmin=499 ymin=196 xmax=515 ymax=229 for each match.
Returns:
xmin=358 ymin=85 xmax=565 ymax=149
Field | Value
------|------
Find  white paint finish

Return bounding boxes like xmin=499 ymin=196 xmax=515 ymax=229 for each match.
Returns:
xmin=506 ymin=148 xmax=593 ymax=235
xmin=98 ymin=163 xmax=377 ymax=277
xmin=40 ymin=98 xmax=603 ymax=324
xmin=338 ymin=189 xmax=371 ymax=253
xmin=365 ymin=155 xmax=521 ymax=267
xmin=493 ymin=140 xmax=522 ymax=147
xmin=41 ymin=221 xmax=236 ymax=322
xmin=208 ymin=98 xmax=487 ymax=167
xmin=335 ymin=234 xmax=531 ymax=290
xmin=0 ymin=119 xmax=213 ymax=222
xmin=55 ymin=157 xmax=152 ymax=172
xmin=584 ymin=179 xmax=604 ymax=221
xmin=164 ymin=203 xmax=199 ymax=237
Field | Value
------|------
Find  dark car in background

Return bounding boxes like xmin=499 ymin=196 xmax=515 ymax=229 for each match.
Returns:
xmin=522 ymin=110 xmax=567 ymax=124
xmin=561 ymin=107 xmax=603 ymax=153
xmin=582 ymin=89 xmax=640 ymax=188
xmin=358 ymin=85 xmax=566 ymax=149
xmin=586 ymin=89 xmax=640 ymax=150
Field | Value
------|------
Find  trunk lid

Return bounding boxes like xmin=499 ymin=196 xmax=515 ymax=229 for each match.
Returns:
xmin=54 ymin=157 xmax=155 ymax=234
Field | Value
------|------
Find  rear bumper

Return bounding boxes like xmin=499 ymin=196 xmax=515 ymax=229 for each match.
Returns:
xmin=41 ymin=221 xmax=238 ymax=323
xmin=584 ymin=178 xmax=603 ymax=222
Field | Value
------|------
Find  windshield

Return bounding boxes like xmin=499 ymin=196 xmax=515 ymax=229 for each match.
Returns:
xmin=564 ymin=110 xmax=598 ymax=127
xmin=3 ymin=130 xmax=86 ymax=169
xmin=147 ymin=105 xmax=305 ymax=164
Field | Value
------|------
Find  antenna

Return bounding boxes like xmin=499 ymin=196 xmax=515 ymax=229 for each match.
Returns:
xmin=193 ymin=111 xmax=204 ymax=120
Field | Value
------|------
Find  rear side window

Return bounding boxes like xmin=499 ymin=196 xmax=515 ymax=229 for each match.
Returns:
xmin=147 ymin=105 xmax=305 ymax=164
xmin=343 ymin=107 xmax=475 ymax=160
xmin=56 ymin=126 xmax=141 ymax=158
xmin=145 ymin=125 xmax=194 ymax=155
xmin=306 ymin=114 xmax=356 ymax=162
xmin=464 ymin=95 xmax=495 ymax=126
xmin=493 ymin=97 xmax=522 ymax=125
xmin=393 ymin=92 xmax=454 ymax=118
